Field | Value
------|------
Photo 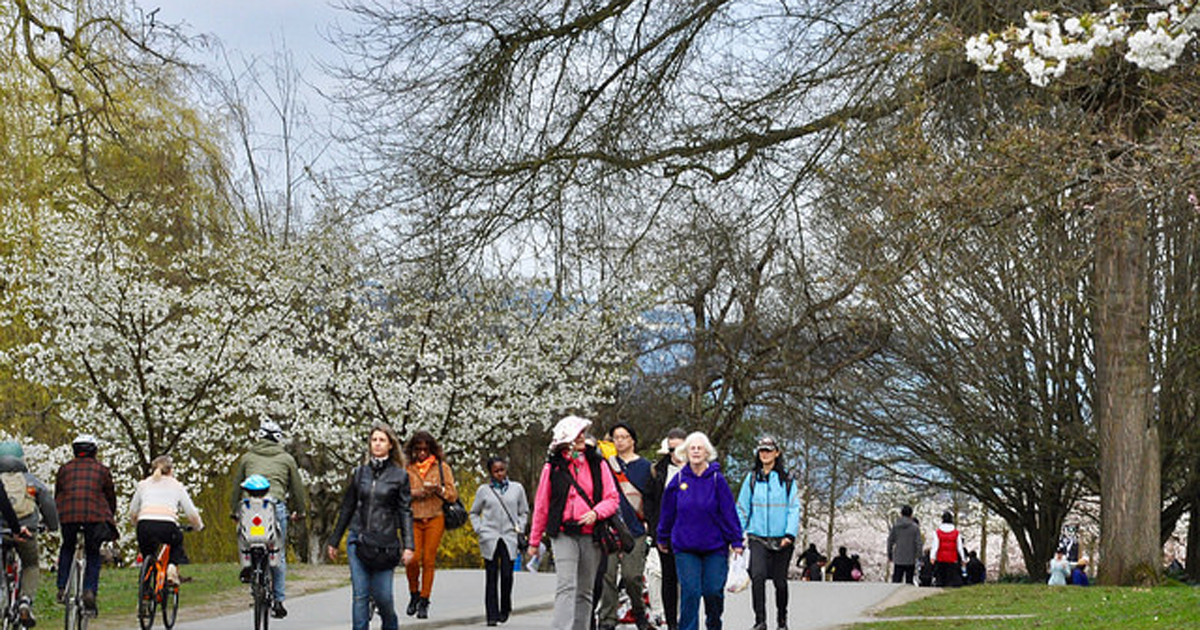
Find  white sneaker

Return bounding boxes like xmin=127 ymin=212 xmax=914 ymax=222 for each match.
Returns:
xmin=166 ymin=564 xmax=181 ymax=586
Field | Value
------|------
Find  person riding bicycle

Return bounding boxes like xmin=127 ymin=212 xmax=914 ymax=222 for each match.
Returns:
xmin=128 ymin=455 xmax=204 ymax=587
xmin=229 ymin=420 xmax=307 ymax=620
xmin=0 ymin=440 xmax=54 ymax=627
xmin=54 ymin=434 xmax=116 ymax=615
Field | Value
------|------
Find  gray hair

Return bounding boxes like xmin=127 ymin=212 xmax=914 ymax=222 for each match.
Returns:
xmin=675 ymin=431 xmax=717 ymax=463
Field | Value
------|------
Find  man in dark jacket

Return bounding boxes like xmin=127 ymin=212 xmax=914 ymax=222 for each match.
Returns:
xmin=54 ymin=434 xmax=116 ymax=614
xmin=230 ymin=420 xmax=308 ymax=619
xmin=886 ymin=505 xmax=922 ymax=584
xmin=642 ymin=428 xmax=686 ymax=630
xmin=598 ymin=423 xmax=654 ymax=630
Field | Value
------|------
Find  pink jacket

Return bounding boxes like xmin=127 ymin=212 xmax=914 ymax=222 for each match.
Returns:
xmin=529 ymin=454 xmax=619 ymax=545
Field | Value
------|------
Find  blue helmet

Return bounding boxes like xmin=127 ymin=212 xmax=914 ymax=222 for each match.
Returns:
xmin=241 ymin=474 xmax=271 ymax=492
xmin=0 ymin=441 xmax=23 ymax=460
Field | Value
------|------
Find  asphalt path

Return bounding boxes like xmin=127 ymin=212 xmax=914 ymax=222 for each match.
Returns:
xmin=120 ymin=569 xmax=928 ymax=629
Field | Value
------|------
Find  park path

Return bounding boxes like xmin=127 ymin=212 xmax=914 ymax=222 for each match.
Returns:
xmin=120 ymin=569 xmax=931 ymax=629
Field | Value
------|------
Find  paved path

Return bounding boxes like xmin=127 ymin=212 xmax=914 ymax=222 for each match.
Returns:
xmin=126 ymin=570 xmax=931 ymax=629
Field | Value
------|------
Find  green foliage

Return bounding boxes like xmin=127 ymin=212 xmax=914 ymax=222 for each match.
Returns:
xmin=854 ymin=584 xmax=1200 ymax=629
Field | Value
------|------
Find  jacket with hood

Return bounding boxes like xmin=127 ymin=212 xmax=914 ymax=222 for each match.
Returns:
xmin=887 ymin=516 xmax=923 ymax=565
xmin=230 ymin=439 xmax=308 ymax=516
xmin=656 ymin=462 xmax=744 ymax=555
xmin=735 ymin=468 xmax=800 ymax=540
xmin=0 ymin=455 xmax=59 ymax=531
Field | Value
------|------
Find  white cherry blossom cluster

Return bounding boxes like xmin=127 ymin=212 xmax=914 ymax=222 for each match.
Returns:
xmin=966 ymin=1 xmax=1199 ymax=85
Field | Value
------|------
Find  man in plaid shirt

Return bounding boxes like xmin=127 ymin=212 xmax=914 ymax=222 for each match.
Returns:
xmin=54 ymin=434 xmax=117 ymax=614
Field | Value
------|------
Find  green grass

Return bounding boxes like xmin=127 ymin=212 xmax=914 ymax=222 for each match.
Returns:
xmin=24 ymin=562 xmax=345 ymax=628
xmin=855 ymin=583 xmax=1200 ymax=629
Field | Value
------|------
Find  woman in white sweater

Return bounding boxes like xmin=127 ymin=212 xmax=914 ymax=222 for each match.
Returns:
xmin=128 ymin=455 xmax=204 ymax=584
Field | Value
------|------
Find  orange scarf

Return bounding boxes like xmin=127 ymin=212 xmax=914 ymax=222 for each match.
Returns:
xmin=414 ymin=455 xmax=437 ymax=478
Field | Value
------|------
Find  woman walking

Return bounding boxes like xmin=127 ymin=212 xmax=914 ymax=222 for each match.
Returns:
xmin=326 ymin=423 xmax=416 ymax=630
xmin=128 ymin=455 xmax=205 ymax=585
xmin=404 ymin=430 xmax=459 ymax=619
xmin=736 ymin=436 xmax=799 ymax=630
xmin=528 ymin=415 xmax=620 ymax=630
xmin=657 ymin=432 xmax=744 ymax=630
xmin=469 ymin=456 xmax=529 ymax=626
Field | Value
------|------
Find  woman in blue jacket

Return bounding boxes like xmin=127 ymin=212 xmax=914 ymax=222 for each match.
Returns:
xmin=657 ymin=432 xmax=744 ymax=630
xmin=736 ymin=436 xmax=800 ymax=630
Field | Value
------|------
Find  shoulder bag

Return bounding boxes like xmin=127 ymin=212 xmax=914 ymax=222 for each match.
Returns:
xmin=438 ymin=462 xmax=469 ymax=530
xmin=489 ymin=485 xmax=530 ymax=553
xmin=566 ymin=474 xmax=634 ymax=554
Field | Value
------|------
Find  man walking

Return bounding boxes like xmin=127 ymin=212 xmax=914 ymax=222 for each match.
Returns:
xmin=597 ymin=422 xmax=653 ymax=630
xmin=230 ymin=420 xmax=308 ymax=619
xmin=886 ymin=505 xmax=922 ymax=584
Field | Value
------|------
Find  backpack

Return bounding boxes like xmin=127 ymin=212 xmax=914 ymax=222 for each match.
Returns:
xmin=1 ymin=472 xmax=36 ymax=519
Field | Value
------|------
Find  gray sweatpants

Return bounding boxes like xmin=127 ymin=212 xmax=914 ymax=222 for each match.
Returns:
xmin=551 ymin=533 xmax=602 ymax=630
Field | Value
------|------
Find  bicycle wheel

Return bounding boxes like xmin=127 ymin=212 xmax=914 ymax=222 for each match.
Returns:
xmin=252 ymin=576 xmax=268 ymax=630
xmin=161 ymin=584 xmax=178 ymax=630
xmin=62 ymin=558 xmax=79 ymax=630
xmin=138 ymin=561 xmax=157 ymax=630
xmin=74 ymin=558 xmax=90 ymax=630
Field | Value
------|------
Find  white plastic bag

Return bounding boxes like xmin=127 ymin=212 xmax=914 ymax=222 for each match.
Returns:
xmin=726 ymin=547 xmax=750 ymax=593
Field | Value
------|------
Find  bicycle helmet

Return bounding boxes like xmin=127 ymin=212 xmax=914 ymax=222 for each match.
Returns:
xmin=73 ymin=434 xmax=99 ymax=457
xmin=256 ymin=420 xmax=284 ymax=442
xmin=241 ymin=474 xmax=271 ymax=494
xmin=0 ymin=441 xmax=23 ymax=460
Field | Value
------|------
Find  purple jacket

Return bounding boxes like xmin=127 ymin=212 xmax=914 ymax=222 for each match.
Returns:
xmin=657 ymin=462 xmax=744 ymax=554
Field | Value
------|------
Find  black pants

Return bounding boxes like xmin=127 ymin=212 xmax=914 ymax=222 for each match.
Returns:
xmin=933 ymin=561 xmax=962 ymax=587
xmin=749 ymin=539 xmax=790 ymax=627
xmin=136 ymin=520 xmax=188 ymax=565
xmin=484 ymin=540 xmax=514 ymax=623
xmin=891 ymin=564 xmax=915 ymax=584
xmin=658 ymin=548 xmax=679 ymax=629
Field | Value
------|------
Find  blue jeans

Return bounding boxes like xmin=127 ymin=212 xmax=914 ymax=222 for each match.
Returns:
xmin=273 ymin=501 xmax=288 ymax=602
xmin=347 ymin=535 xmax=398 ymax=630
xmin=675 ymin=550 xmax=728 ymax=630
xmin=56 ymin=523 xmax=103 ymax=594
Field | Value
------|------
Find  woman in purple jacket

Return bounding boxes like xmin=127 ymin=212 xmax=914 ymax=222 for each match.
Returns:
xmin=656 ymin=432 xmax=744 ymax=630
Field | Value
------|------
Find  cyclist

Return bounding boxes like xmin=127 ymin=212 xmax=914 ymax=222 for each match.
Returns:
xmin=128 ymin=455 xmax=204 ymax=586
xmin=0 ymin=441 xmax=51 ymax=627
xmin=54 ymin=434 xmax=116 ymax=615
xmin=229 ymin=420 xmax=307 ymax=619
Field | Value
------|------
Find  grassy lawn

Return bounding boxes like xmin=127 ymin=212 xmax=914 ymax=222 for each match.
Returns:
xmin=25 ymin=563 xmax=349 ymax=629
xmin=855 ymin=583 xmax=1200 ymax=629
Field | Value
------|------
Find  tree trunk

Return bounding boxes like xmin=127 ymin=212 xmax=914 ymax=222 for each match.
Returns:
xmin=1095 ymin=188 xmax=1160 ymax=585
xmin=999 ymin=526 xmax=1009 ymax=576
xmin=1187 ymin=499 xmax=1200 ymax=581
xmin=979 ymin=509 xmax=988 ymax=565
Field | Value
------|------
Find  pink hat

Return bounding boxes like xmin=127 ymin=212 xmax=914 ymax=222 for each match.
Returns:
xmin=550 ymin=415 xmax=593 ymax=450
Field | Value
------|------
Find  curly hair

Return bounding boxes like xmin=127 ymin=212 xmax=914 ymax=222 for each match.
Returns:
xmin=404 ymin=430 xmax=445 ymax=462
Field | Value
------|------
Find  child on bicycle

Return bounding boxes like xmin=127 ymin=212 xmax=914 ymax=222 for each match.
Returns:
xmin=128 ymin=456 xmax=204 ymax=586
xmin=0 ymin=441 xmax=54 ymax=627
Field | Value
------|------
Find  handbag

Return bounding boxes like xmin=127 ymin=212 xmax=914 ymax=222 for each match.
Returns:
xmin=93 ymin=520 xmax=119 ymax=543
xmin=437 ymin=463 xmax=468 ymax=530
xmin=489 ymin=486 xmax=530 ymax=553
xmin=566 ymin=474 xmax=634 ymax=554
xmin=352 ymin=466 xmax=402 ymax=571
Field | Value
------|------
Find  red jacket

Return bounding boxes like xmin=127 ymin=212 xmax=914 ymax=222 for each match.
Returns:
xmin=55 ymin=456 xmax=116 ymax=524
xmin=935 ymin=528 xmax=960 ymax=563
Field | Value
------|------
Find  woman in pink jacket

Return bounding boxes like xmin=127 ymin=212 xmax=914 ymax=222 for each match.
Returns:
xmin=528 ymin=415 xmax=620 ymax=630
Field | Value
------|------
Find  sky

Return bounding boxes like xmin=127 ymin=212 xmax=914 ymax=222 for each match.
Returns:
xmin=140 ymin=0 xmax=343 ymax=65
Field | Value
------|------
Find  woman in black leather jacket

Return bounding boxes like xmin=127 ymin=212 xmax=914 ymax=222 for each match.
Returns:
xmin=326 ymin=423 xmax=416 ymax=630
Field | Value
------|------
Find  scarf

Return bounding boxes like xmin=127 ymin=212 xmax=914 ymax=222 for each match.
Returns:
xmin=414 ymin=455 xmax=437 ymax=478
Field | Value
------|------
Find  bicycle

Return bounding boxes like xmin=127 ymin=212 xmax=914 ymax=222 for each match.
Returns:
xmin=136 ymin=525 xmax=195 ymax=630
xmin=237 ymin=497 xmax=278 ymax=630
xmin=61 ymin=534 xmax=94 ymax=630
xmin=1 ymin=527 xmax=33 ymax=630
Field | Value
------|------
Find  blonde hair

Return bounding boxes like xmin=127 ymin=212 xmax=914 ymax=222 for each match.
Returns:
xmin=675 ymin=432 xmax=717 ymax=463
xmin=150 ymin=455 xmax=173 ymax=480
xmin=367 ymin=422 xmax=407 ymax=467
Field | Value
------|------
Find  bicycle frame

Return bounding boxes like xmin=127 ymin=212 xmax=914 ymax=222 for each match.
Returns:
xmin=63 ymin=538 xmax=90 ymax=630
xmin=1 ymin=534 xmax=22 ymax=630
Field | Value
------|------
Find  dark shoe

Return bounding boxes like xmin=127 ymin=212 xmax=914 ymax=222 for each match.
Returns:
xmin=406 ymin=592 xmax=420 ymax=616
xmin=81 ymin=590 xmax=97 ymax=613
xmin=17 ymin=597 xmax=35 ymax=627
xmin=416 ymin=597 xmax=429 ymax=619
xmin=239 ymin=566 xmax=252 ymax=583
xmin=498 ymin=610 xmax=509 ymax=623
xmin=751 ymin=624 xmax=767 ymax=630
xmin=271 ymin=602 xmax=288 ymax=619
xmin=55 ymin=589 xmax=65 ymax=605
xmin=487 ymin=621 xmax=498 ymax=627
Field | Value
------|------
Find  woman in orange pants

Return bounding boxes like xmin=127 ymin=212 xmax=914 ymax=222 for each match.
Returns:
xmin=404 ymin=431 xmax=458 ymax=619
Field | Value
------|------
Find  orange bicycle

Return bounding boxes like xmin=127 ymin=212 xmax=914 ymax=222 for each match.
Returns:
xmin=136 ymin=526 xmax=193 ymax=630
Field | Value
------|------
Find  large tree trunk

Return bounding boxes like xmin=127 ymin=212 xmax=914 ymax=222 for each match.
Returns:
xmin=1095 ymin=189 xmax=1160 ymax=585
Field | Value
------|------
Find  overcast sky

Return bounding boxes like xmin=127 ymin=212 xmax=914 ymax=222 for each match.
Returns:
xmin=142 ymin=0 xmax=343 ymax=64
